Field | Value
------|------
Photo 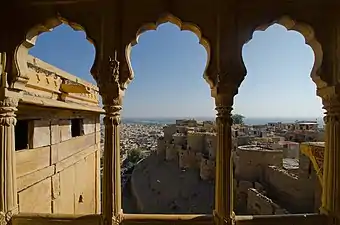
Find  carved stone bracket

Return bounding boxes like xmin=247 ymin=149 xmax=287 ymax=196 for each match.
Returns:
xmin=109 ymin=51 xmax=120 ymax=85
xmin=212 ymin=71 xmax=242 ymax=108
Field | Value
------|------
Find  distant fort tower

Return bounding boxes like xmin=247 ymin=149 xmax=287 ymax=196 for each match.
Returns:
xmin=156 ymin=120 xmax=217 ymax=180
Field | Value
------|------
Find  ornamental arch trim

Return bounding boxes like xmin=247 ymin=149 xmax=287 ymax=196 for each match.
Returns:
xmin=244 ymin=15 xmax=326 ymax=90
xmin=125 ymin=13 xmax=212 ymax=89
xmin=13 ymin=14 xmax=98 ymax=90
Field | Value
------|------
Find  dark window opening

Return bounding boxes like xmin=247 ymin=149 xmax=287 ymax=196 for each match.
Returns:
xmin=71 ymin=118 xmax=84 ymax=137
xmin=15 ymin=120 xmax=30 ymax=150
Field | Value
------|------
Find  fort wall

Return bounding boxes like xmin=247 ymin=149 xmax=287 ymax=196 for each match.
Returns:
xmin=157 ymin=138 xmax=166 ymax=157
xmin=234 ymin=146 xmax=283 ymax=181
xmin=200 ymin=158 xmax=215 ymax=180
xmin=173 ymin=134 xmax=186 ymax=146
xmin=204 ymin=133 xmax=216 ymax=159
xmin=15 ymin=114 xmax=101 ymax=214
xmin=179 ymin=149 xmax=190 ymax=169
xmin=187 ymin=132 xmax=205 ymax=152
xmin=263 ymin=165 xmax=316 ymax=213
xmin=165 ymin=144 xmax=178 ymax=161
xmin=247 ymin=188 xmax=288 ymax=215
xmin=163 ymin=125 xmax=177 ymax=141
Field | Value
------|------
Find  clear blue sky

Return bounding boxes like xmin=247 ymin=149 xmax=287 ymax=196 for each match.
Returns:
xmin=29 ymin=23 xmax=324 ymax=119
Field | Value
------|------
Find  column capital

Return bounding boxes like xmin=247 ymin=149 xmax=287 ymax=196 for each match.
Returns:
xmin=317 ymin=86 xmax=340 ymax=123
xmin=0 ymin=97 xmax=18 ymax=126
xmin=103 ymin=103 xmax=122 ymax=126
xmin=102 ymin=89 xmax=124 ymax=126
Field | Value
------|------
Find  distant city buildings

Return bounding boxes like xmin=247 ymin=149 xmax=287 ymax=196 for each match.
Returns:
xmin=121 ymin=118 xmax=325 ymax=215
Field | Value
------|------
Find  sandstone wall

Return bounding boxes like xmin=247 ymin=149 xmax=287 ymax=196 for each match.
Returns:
xmin=163 ymin=125 xmax=177 ymax=141
xmin=200 ymin=158 xmax=215 ymax=181
xmin=187 ymin=132 xmax=205 ymax=152
xmin=173 ymin=134 xmax=186 ymax=146
xmin=165 ymin=144 xmax=178 ymax=161
xmin=234 ymin=148 xmax=283 ymax=181
xmin=263 ymin=165 xmax=316 ymax=213
xmin=247 ymin=188 xmax=288 ymax=215
xmin=157 ymin=138 xmax=165 ymax=157
xmin=15 ymin=115 xmax=101 ymax=214
xmin=179 ymin=149 xmax=190 ymax=169
xmin=204 ymin=134 xmax=216 ymax=159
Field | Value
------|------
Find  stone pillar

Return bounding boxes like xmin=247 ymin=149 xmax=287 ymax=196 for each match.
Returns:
xmin=0 ymin=97 xmax=18 ymax=225
xmin=102 ymin=100 xmax=122 ymax=225
xmin=318 ymin=86 xmax=340 ymax=224
xmin=214 ymin=94 xmax=234 ymax=225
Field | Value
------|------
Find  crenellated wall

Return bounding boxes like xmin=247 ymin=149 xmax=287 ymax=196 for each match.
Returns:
xmin=15 ymin=113 xmax=101 ymax=214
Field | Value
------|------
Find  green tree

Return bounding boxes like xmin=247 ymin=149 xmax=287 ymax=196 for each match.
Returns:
xmin=232 ymin=114 xmax=245 ymax=125
xmin=126 ymin=148 xmax=144 ymax=165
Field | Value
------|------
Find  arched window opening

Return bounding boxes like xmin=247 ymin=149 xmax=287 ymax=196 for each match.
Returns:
xmin=122 ymin=22 xmax=215 ymax=214
xmin=233 ymin=23 xmax=324 ymax=216
xmin=15 ymin=22 xmax=102 ymax=215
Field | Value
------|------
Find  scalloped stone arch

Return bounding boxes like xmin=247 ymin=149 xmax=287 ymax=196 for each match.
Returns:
xmin=245 ymin=15 xmax=326 ymax=89
xmin=13 ymin=14 xmax=97 ymax=89
xmin=125 ymin=14 xmax=212 ymax=89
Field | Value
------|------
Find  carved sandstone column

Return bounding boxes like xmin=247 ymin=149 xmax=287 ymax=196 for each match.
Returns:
xmin=318 ymin=86 xmax=340 ymax=225
xmin=102 ymin=98 xmax=122 ymax=225
xmin=214 ymin=93 xmax=234 ymax=225
xmin=0 ymin=97 xmax=18 ymax=225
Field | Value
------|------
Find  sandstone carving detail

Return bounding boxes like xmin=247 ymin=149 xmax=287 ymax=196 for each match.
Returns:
xmin=0 ymin=98 xmax=18 ymax=126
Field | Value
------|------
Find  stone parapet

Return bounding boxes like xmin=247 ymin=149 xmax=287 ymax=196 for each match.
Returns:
xmin=23 ymin=55 xmax=101 ymax=111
